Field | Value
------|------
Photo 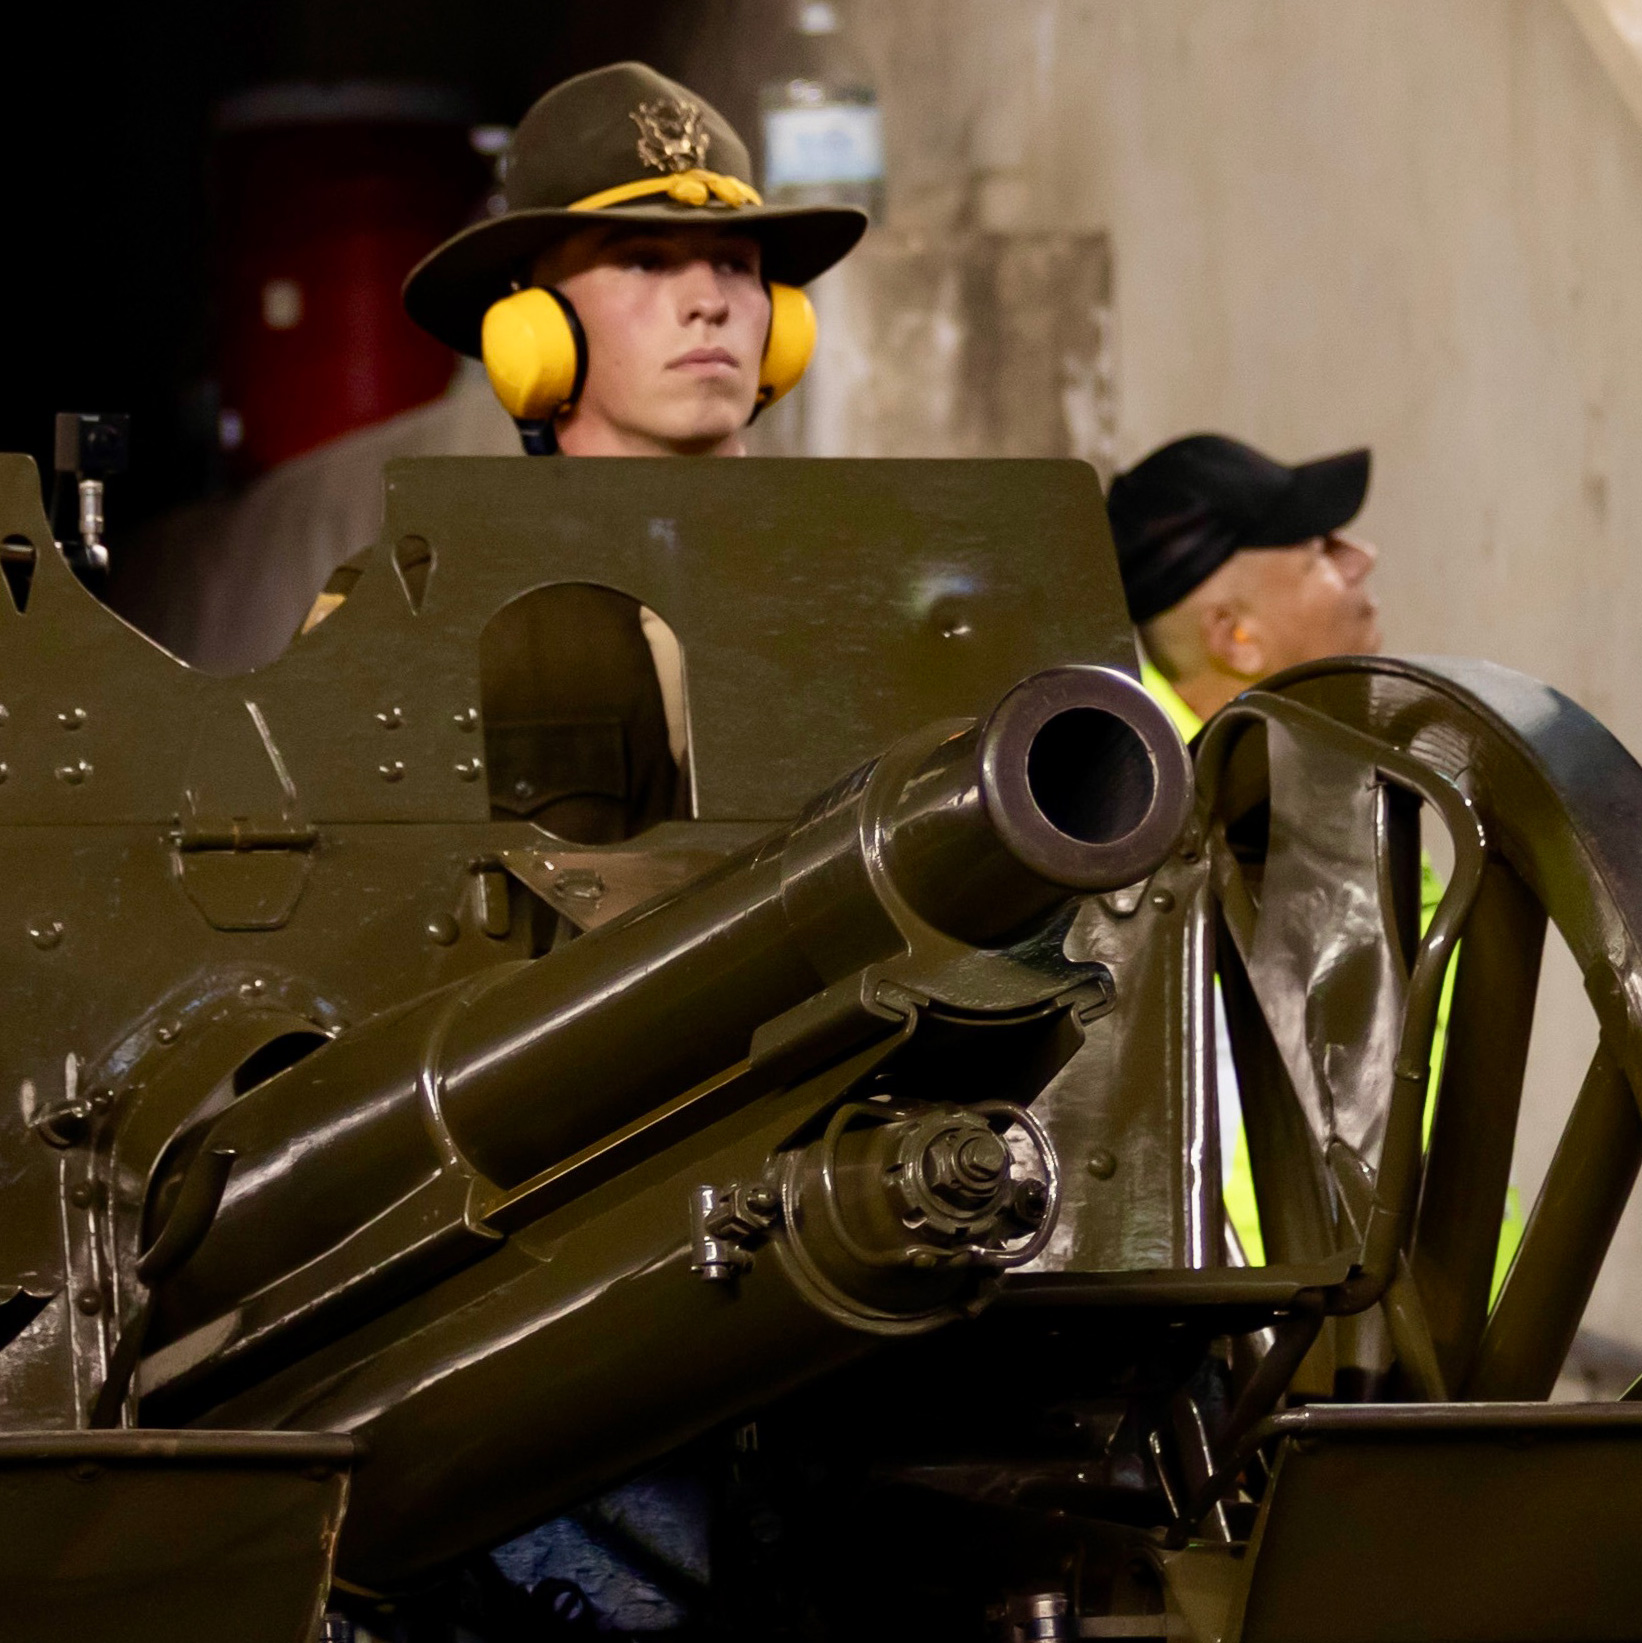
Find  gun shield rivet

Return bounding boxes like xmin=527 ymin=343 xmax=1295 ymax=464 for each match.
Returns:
xmin=55 ymin=761 xmax=91 ymax=785
xmin=238 ymin=977 xmax=265 ymax=998
xmin=69 ymin=1183 xmax=95 ymax=1208
xmin=1087 ymin=1149 xmax=1118 ymax=1180
xmin=376 ymin=707 xmax=404 ymax=729
xmin=1149 ymin=889 xmax=1176 ymax=912
xmin=28 ymin=920 xmax=63 ymax=950
xmin=0 ymin=764 xmax=8 ymax=784
xmin=76 ymin=1288 xmax=102 ymax=1315
xmin=379 ymin=761 xmax=405 ymax=783
xmin=0 ymin=704 xmax=8 ymax=723
xmin=554 ymin=869 xmax=605 ymax=904
xmin=71 ymin=1462 xmax=100 ymax=1482
xmin=453 ymin=708 xmax=479 ymax=732
xmin=57 ymin=708 xmax=87 ymax=730
xmin=426 ymin=913 xmax=460 ymax=946
xmin=155 ymin=1024 xmax=179 ymax=1045
xmin=455 ymin=759 xmax=482 ymax=782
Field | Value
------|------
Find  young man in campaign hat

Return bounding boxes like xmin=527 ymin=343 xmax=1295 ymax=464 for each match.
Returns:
xmin=310 ymin=63 xmax=866 ymax=843
xmin=404 ymin=59 xmax=865 ymax=457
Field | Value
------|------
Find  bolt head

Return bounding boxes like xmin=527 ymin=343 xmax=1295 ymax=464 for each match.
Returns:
xmin=1011 ymin=1178 xmax=1050 ymax=1225
xmin=921 ymin=1123 xmax=1010 ymax=1210
xmin=956 ymin=1131 xmax=1009 ymax=1184
xmin=1086 ymin=1149 xmax=1118 ymax=1181
xmin=76 ymin=1288 xmax=102 ymax=1315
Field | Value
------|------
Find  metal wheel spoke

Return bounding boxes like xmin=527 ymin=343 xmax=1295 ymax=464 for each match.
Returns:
xmin=1465 ymin=1041 xmax=1642 ymax=1400
xmin=1215 ymin=921 xmax=1337 ymax=1265
xmin=1410 ymin=858 xmax=1546 ymax=1390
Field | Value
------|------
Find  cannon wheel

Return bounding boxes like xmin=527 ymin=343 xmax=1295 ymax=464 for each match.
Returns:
xmin=1197 ymin=655 xmax=1642 ymax=1404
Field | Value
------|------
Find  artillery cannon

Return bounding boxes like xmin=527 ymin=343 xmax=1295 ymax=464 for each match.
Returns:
xmin=3 ymin=452 xmax=1642 ymax=1641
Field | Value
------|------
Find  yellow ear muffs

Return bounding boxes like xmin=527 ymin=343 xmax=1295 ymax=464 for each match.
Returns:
xmin=480 ymin=287 xmax=588 ymax=422
xmin=757 ymin=283 xmax=817 ymax=410
xmin=482 ymin=279 xmax=812 ymax=423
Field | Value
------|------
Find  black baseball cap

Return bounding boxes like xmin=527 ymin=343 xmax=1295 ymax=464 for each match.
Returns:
xmin=1107 ymin=434 xmax=1371 ymax=623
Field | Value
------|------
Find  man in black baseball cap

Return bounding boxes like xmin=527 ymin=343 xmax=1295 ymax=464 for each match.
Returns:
xmin=1107 ymin=433 xmax=1380 ymax=737
xmin=1109 ymin=432 xmax=1390 ymax=1267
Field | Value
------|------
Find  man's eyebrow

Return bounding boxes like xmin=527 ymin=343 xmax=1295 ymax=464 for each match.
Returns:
xmin=604 ymin=231 xmax=760 ymax=257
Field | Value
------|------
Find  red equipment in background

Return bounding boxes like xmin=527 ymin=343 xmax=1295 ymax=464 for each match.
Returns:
xmin=216 ymin=83 xmax=489 ymax=475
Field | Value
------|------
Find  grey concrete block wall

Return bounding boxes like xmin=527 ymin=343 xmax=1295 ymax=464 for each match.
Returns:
xmin=749 ymin=229 xmax=1116 ymax=468
xmin=703 ymin=0 xmax=1642 ymax=1352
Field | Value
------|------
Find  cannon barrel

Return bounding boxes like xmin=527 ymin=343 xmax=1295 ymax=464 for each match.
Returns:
xmin=133 ymin=668 xmax=1189 ymax=1577
xmin=150 ymin=665 xmax=1187 ymax=1351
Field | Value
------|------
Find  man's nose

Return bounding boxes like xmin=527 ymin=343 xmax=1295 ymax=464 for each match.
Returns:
xmin=1330 ymin=533 xmax=1378 ymax=584
xmin=676 ymin=261 xmax=732 ymax=324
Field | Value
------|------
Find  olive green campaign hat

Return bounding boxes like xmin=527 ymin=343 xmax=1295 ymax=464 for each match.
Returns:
xmin=405 ymin=61 xmax=869 ymax=358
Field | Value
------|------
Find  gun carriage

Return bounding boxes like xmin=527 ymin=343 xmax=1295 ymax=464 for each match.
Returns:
xmin=1 ymin=451 xmax=1641 ymax=1641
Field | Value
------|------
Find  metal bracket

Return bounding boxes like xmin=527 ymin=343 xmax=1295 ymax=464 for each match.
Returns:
xmin=691 ymin=1181 xmax=781 ymax=1283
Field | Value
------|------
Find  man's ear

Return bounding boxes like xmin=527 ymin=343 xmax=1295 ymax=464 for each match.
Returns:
xmin=1199 ymin=602 xmax=1267 ymax=681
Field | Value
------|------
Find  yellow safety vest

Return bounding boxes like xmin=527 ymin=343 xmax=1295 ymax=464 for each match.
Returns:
xmin=1138 ymin=658 xmax=1522 ymax=1289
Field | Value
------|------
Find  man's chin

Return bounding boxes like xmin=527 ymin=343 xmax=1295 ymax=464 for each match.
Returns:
xmin=651 ymin=406 xmax=755 ymax=450
xmin=666 ymin=380 xmax=758 ymax=431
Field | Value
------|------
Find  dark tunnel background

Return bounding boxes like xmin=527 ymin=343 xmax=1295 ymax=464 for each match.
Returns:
xmin=0 ymin=0 xmax=760 ymax=537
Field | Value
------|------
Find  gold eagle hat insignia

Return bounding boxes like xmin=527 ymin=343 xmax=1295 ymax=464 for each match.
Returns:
xmin=632 ymin=98 xmax=712 ymax=175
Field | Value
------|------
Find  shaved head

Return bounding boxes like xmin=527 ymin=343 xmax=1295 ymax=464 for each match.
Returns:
xmin=1141 ymin=534 xmax=1381 ymax=721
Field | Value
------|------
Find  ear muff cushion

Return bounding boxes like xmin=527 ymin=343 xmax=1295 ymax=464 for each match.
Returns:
xmin=759 ymin=283 xmax=817 ymax=408
xmin=481 ymin=288 xmax=587 ymax=421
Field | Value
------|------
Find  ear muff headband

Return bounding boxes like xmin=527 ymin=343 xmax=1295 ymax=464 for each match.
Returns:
xmin=481 ymin=287 xmax=587 ymax=422
xmin=480 ymin=278 xmax=816 ymax=424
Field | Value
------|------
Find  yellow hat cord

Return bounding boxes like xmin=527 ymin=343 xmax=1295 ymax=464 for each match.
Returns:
xmin=568 ymin=168 xmax=763 ymax=214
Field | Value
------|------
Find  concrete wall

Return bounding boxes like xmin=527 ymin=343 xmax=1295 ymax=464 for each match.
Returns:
xmin=805 ymin=0 xmax=1642 ymax=1354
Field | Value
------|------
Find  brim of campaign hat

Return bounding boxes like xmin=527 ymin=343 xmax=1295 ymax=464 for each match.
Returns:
xmin=405 ymin=198 xmax=868 ymax=360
